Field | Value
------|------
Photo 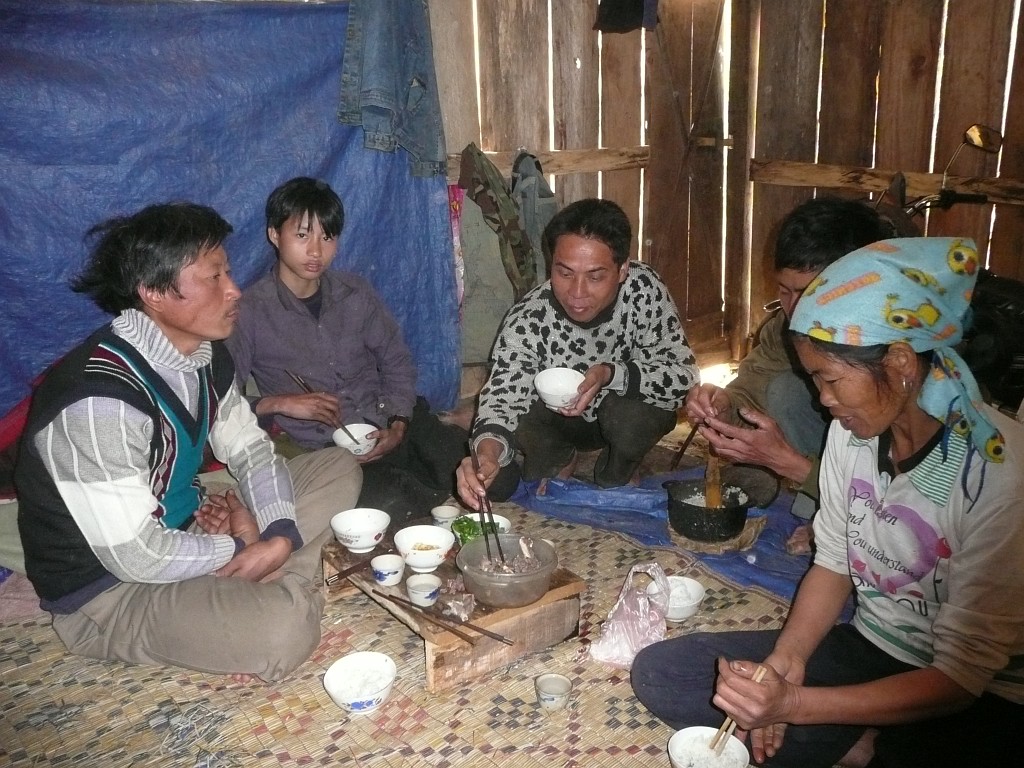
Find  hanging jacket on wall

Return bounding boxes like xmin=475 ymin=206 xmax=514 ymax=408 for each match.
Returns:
xmin=459 ymin=142 xmax=540 ymax=302
xmin=511 ymin=151 xmax=558 ymax=282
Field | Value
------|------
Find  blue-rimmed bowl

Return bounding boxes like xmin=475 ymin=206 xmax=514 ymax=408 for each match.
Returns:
xmin=323 ymin=651 xmax=397 ymax=715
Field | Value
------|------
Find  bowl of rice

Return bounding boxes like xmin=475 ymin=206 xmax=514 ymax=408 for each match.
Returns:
xmin=323 ymin=651 xmax=397 ymax=716
xmin=667 ymin=725 xmax=749 ymax=768
xmin=646 ymin=574 xmax=706 ymax=622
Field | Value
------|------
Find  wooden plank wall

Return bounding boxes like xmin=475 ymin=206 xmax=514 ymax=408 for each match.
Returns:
xmin=432 ymin=0 xmax=1024 ymax=362
xmin=645 ymin=0 xmax=733 ymax=350
xmin=433 ymin=1 xmax=650 ymax=264
xmin=748 ymin=0 xmax=1024 ymax=338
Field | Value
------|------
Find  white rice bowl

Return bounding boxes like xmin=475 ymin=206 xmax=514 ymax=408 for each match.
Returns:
xmin=667 ymin=725 xmax=749 ymax=768
xmin=323 ymin=651 xmax=397 ymax=715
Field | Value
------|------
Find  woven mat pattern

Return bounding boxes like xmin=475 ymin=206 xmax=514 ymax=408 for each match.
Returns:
xmin=0 ymin=503 xmax=789 ymax=768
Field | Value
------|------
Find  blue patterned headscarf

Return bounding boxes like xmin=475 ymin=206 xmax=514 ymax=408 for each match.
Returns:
xmin=790 ymin=237 xmax=1004 ymax=464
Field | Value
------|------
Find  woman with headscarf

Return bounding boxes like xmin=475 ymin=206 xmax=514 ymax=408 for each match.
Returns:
xmin=631 ymin=238 xmax=1024 ymax=768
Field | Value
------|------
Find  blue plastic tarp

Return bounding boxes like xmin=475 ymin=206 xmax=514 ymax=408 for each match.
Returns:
xmin=512 ymin=466 xmax=815 ymax=602
xmin=0 ymin=1 xmax=459 ymax=418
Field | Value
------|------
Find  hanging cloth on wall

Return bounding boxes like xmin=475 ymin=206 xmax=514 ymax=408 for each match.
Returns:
xmin=593 ymin=0 xmax=659 ymax=33
xmin=458 ymin=142 xmax=541 ymax=302
xmin=337 ymin=0 xmax=447 ymax=177
xmin=511 ymin=151 xmax=558 ymax=282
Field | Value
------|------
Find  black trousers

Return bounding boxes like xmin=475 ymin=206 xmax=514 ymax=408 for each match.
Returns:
xmin=355 ymin=397 xmax=469 ymax=521
xmin=630 ymin=624 xmax=1023 ymax=768
xmin=489 ymin=393 xmax=677 ymax=500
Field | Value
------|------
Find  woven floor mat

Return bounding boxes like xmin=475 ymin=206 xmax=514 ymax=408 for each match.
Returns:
xmin=0 ymin=504 xmax=789 ymax=768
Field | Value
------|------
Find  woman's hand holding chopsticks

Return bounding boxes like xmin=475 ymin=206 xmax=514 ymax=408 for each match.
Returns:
xmin=712 ymin=659 xmax=789 ymax=760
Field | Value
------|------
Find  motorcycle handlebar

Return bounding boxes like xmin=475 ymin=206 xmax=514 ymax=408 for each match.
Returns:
xmin=905 ymin=189 xmax=990 ymax=216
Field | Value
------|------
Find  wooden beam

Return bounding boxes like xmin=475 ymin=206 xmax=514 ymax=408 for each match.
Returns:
xmin=448 ymin=146 xmax=650 ymax=185
xmin=749 ymin=159 xmax=1024 ymax=207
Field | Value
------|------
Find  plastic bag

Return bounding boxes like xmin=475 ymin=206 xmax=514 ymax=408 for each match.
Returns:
xmin=589 ymin=562 xmax=670 ymax=669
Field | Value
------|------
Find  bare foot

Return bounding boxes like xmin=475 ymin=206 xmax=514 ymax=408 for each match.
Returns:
xmin=230 ymin=673 xmax=256 ymax=684
xmin=785 ymin=523 xmax=815 ymax=555
xmin=837 ymin=728 xmax=878 ymax=767
xmin=555 ymin=449 xmax=579 ymax=481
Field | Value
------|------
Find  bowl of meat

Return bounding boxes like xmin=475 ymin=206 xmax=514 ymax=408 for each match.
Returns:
xmin=456 ymin=533 xmax=558 ymax=608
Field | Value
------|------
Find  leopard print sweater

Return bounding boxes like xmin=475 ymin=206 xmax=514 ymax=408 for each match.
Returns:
xmin=472 ymin=261 xmax=698 ymax=464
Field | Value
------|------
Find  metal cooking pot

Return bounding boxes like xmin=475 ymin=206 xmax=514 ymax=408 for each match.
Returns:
xmin=662 ymin=464 xmax=781 ymax=543
xmin=663 ymin=479 xmax=750 ymax=542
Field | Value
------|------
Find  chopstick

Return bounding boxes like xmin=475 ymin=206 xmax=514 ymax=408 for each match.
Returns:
xmin=324 ymin=557 xmax=373 ymax=586
xmin=285 ymin=369 xmax=314 ymax=394
xmin=669 ymin=422 xmax=700 ymax=470
xmin=469 ymin=448 xmax=506 ymax=563
xmin=286 ymin=369 xmax=358 ymax=443
xmin=372 ymin=590 xmax=478 ymax=646
xmin=375 ymin=590 xmax=514 ymax=646
xmin=710 ymin=664 xmax=768 ymax=755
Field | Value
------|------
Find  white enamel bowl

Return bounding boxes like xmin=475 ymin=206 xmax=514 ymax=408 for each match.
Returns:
xmin=330 ymin=507 xmax=391 ymax=554
xmin=332 ymin=423 xmax=379 ymax=455
xmin=323 ymin=651 xmax=397 ymax=716
xmin=667 ymin=725 xmax=749 ymax=768
xmin=534 ymin=367 xmax=585 ymax=410
xmin=646 ymin=575 xmax=706 ymax=622
xmin=393 ymin=524 xmax=455 ymax=573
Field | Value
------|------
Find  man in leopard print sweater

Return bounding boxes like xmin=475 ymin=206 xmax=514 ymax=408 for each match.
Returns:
xmin=456 ymin=199 xmax=698 ymax=504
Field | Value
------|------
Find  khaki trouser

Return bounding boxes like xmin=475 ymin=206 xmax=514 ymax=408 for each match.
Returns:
xmin=52 ymin=447 xmax=361 ymax=681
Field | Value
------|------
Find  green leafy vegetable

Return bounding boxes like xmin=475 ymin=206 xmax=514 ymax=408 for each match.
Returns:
xmin=451 ymin=516 xmax=499 ymax=544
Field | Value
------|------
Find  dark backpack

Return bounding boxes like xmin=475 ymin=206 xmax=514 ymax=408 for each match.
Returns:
xmin=963 ymin=269 xmax=1024 ymax=411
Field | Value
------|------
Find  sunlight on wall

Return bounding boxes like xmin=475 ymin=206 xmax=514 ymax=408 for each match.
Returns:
xmin=699 ymin=362 xmax=737 ymax=388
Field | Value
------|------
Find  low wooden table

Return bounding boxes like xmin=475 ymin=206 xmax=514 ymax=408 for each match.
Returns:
xmin=322 ymin=536 xmax=586 ymax=692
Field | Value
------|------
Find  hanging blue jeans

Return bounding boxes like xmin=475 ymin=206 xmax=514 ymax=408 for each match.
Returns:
xmin=338 ymin=0 xmax=447 ymax=177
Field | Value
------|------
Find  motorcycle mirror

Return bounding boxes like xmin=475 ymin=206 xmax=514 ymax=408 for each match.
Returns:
xmin=942 ymin=123 xmax=1003 ymax=189
xmin=964 ymin=124 xmax=1002 ymax=153
xmin=875 ymin=171 xmax=907 ymax=209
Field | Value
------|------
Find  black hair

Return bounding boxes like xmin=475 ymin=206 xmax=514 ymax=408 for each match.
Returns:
xmin=793 ymin=334 xmax=931 ymax=391
xmin=775 ymin=197 xmax=893 ymax=272
xmin=542 ymin=198 xmax=632 ymax=267
xmin=265 ymin=177 xmax=344 ymax=238
xmin=72 ymin=202 xmax=233 ymax=314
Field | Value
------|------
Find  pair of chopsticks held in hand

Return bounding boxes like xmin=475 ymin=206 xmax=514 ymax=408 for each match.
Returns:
xmin=468 ymin=448 xmax=506 ymax=564
xmin=710 ymin=664 xmax=769 ymax=755
xmin=285 ymin=370 xmax=358 ymax=443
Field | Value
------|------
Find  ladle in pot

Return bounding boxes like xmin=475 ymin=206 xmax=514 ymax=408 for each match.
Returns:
xmin=705 ymin=455 xmax=722 ymax=508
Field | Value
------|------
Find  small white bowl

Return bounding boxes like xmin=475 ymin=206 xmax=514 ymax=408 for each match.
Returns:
xmin=393 ymin=524 xmax=455 ymax=573
xmin=370 ymin=554 xmax=405 ymax=587
xmin=430 ymin=504 xmax=462 ymax=530
xmin=534 ymin=367 xmax=585 ymax=410
xmin=668 ymin=725 xmax=749 ymax=768
xmin=330 ymin=508 xmax=391 ymax=554
xmin=646 ymin=575 xmax=706 ymax=622
xmin=323 ymin=651 xmax=397 ymax=716
xmin=405 ymin=573 xmax=442 ymax=607
xmin=332 ymin=423 xmax=379 ymax=455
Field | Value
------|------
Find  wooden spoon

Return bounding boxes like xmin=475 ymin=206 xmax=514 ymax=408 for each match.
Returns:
xmin=704 ymin=455 xmax=723 ymax=508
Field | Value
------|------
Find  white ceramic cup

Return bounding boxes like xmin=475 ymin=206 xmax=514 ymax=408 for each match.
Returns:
xmin=406 ymin=574 xmax=442 ymax=607
xmin=534 ymin=672 xmax=573 ymax=712
xmin=370 ymin=554 xmax=405 ymax=587
xmin=430 ymin=504 xmax=461 ymax=530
